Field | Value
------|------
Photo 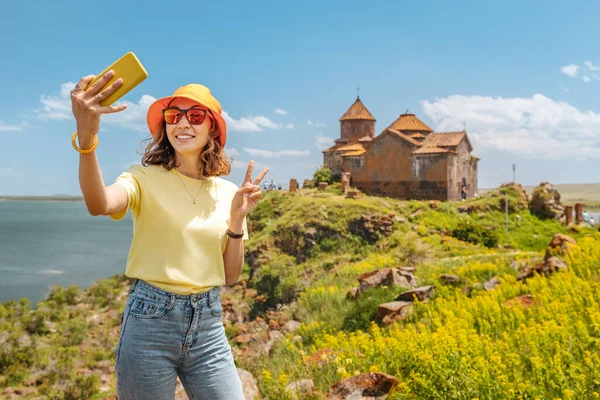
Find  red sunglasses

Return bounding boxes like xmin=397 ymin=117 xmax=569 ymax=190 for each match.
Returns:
xmin=162 ymin=107 xmax=208 ymax=125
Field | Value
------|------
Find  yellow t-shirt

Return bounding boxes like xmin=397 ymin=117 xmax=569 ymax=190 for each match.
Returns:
xmin=110 ymin=164 xmax=248 ymax=295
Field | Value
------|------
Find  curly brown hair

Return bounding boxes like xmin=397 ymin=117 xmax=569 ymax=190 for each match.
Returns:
xmin=140 ymin=115 xmax=231 ymax=177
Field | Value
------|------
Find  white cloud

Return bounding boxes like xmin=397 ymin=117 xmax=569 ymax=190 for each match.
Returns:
xmin=104 ymin=94 xmax=156 ymax=131
xmin=421 ymin=94 xmax=600 ymax=160
xmin=243 ymin=148 xmax=310 ymax=158
xmin=584 ymin=61 xmax=600 ymax=72
xmin=39 ymin=82 xmax=295 ymax=134
xmin=38 ymin=82 xmax=75 ymax=121
xmin=561 ymin=64 xmax=580 ymax=77
xmin=37 ymin=81 xmax=155 ymax=132
xmin=582 ymin=75 xmax=592 ymax=83
xmin=227 ymin=148 xmax=240 ymax=156
xmin=314 ymin=134 xmax=334 ymax=151
xmin=223 ymin=111 xmax=294 ymax=132
xmin=0 ymin=121 xmax=27 ymax=132
xmin=274 ymin=108 xmax=288 ymax=115
xmin=232 ymin=160 xmax=247 ymax=169
xmin=231 ymin=159 xmax=268 ymax=170
xmin=559 ymin=86 xmax=571 ymax=92
xmin=308 ymin=120 xmax=325 ymax=128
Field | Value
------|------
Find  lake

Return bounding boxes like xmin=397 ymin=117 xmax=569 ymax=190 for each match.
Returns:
xmin=0 ymin=201 xmax=132 ymax=305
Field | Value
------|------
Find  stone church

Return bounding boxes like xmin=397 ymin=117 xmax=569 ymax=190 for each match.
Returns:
xmin=323 ymin=96 xmax=479 ymax=201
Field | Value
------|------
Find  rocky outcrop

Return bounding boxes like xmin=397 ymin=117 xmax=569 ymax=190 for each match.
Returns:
xmin=518 ymin=234 xmax=575 ymax=281
xmin=347 ymin=267 xmax=417 ymax=299
xmin=529 ymin=182 xmax=565 ymax=220
xmin=349 ymin=214 xmax=397 ymax=243
xmin=546 ymin=234 xmax=576 ymax=258
xmin=497 ymin=182 xmax=529 ymax=211
xmin=274 ymin=224 xmax=340 ymax=263
xmin=327 ymin=372 xmax=400 ymax=400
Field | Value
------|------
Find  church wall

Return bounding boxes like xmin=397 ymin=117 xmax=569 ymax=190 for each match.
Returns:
xmin=324 ymin=152 xmax=343 ymax=176
xmin=447 ymin=153 xmax=459 ymax=200
xmin=341 ymin=120 xmax=375 ymax=142
xmin=450 ymin=140 xmax=477 ymax=199
xmin=342 ymin=156 xmax=364 ymax=180
xmin=351 ymin=134 xmax=415 ymax=198
xmin=411 ymin=154 xmax=449 ymax=200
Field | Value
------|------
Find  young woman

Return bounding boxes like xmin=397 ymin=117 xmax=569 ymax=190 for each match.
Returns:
xmin=70 ymin=71 xmax=268 ymax=399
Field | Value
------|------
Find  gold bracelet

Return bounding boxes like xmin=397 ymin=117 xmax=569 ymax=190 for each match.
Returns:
xmin=71 ymin=132 xmax=98 ymax=155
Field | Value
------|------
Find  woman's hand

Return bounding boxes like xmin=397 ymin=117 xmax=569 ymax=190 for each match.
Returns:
xmin=230 ymin=161 xmax=269 ymax=220
xmin=70 ymin=70 xmax=128 ymax=146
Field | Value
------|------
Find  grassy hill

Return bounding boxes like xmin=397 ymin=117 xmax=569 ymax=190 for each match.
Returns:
xmin=1 ymin=183 xmax=600 ymax=399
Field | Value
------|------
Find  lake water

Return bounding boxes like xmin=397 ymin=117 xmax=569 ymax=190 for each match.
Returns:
xmin=0 ymin=201 xmax=133 ymax=305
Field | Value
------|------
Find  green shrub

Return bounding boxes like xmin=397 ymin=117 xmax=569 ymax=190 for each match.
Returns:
xmin=452 ymin=222 xmax=499 ymax=248
xmin=47 ymin=285 xmax=81 ymax=306
xmin=312 ymin=166 xmax=332 ymax=185
xmin=60 ymin=317 xmax=88 ymax=346
xmin=64 ymin=375 xmax=101 ymax=400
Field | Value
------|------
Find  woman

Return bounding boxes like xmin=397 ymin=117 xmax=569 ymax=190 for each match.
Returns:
xmin=70 ymin=71 xmax=268 ymax=399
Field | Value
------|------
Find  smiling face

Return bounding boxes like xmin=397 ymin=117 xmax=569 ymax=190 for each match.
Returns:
xmin=165 ymin=97 xmax=212 ymax=157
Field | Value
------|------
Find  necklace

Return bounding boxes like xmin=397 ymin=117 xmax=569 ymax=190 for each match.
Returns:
xmin=175 ymin=169 xmax=206 ymax=204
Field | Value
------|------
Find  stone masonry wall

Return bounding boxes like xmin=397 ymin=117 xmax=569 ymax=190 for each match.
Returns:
xmin=324 ymin=152 xmax=344 ymax=175
xmin=340 ymin=120 xmax=375 ymax=142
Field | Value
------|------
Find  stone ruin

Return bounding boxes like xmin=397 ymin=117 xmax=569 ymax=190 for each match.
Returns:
xmin=289 ymin=178 xmax=298 ymax=193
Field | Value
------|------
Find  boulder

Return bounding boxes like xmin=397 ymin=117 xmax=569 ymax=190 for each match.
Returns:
xmin=518 ymin=257 xmax=568 ymax=281
xmin=439 ymin=274 xmax=461 ymax=285
xmin=395 ymin=286 xmax=435 ymax=302
xmin=282 ymin=320 xmax=302 ymax=333
xmin=484 ymin=276 xmax=501 ymax=291
xmin=375 ymin=301 xmax=413 ymax=325
xmin=545 ymin=234 xmax=576 ymax=259
xmin=349 ymin=268 xmax=416 ymax=299
xmin=233 ymin=334 xmax=252 ymax=344
xmin=346 ymin=287 xmax=360 ymax=300
xmin=327 ymin=372 xmax=400 ymax=400
xmin=529 ymin=182 xmax=565 ymax=220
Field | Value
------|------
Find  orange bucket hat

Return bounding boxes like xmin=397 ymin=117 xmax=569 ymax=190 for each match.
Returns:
xmin=146 ymin=84 xmax=227 ymax=147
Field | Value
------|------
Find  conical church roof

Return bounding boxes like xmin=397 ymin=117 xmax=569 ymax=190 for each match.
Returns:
xmin=340 ymin=97 xmax=376 ymax=121
xmin=385 ymin=111 xmax=433 ymax=133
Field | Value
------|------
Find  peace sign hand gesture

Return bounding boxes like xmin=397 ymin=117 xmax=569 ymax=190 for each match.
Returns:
xmin=230 ymin=161 xmax=269 ymax=220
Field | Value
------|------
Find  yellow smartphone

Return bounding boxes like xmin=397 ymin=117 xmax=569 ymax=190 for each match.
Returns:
xmin=84 ymin=52 xmax=148 ymax=107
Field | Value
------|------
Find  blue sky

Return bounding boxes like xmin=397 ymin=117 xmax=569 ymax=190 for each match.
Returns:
xmin=1 ymin=0 xmax=600 ymax=195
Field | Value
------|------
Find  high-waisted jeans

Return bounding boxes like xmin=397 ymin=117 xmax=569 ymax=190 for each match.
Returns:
xmin=115 ymin=279 xmax=245 ymax=399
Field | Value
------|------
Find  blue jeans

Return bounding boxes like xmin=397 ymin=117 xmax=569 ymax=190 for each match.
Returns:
xmin=115 ymin=279 xmax=245 ymax=399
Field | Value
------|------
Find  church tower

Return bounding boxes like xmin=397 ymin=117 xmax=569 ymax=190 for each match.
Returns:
xmin=338 ymin=96 xmax=376 ymax=143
